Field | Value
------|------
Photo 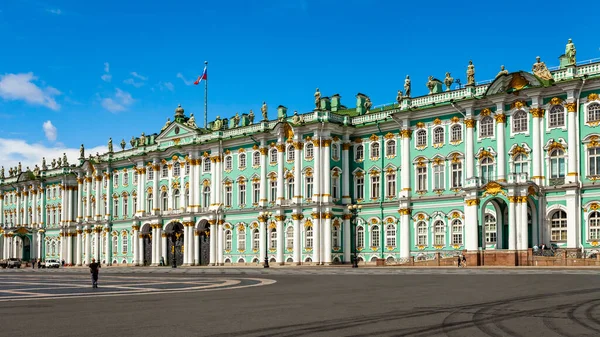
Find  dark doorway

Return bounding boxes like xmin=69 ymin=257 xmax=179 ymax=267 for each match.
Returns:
xmin=198 ymin=222 xmax=210 ymax=266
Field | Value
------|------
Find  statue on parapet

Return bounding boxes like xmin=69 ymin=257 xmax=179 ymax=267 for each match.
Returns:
xmin=496 ymin=65 xmax=509 ymax=78
xmin=532 ymin=56 xmax=554 ymax=81
xmin=427 ymin=76 xmax=436 ymax=95
xmin=212 ymin=116 xmax=223 ymax=131
xmin=364 ymin=97 xmax=372 ymax=113
xmin=444 ymin=72 xmax=454 ymax=91
xmin=120 ymin=139 xmax=126 ymax=150
xmin=0 ymin=166 xmax=4 ymax=179
xmin=404 ymin=75 xmax=411 ymax=97
xmin=314 ymin=88 xmax=321 ymax=109
xmin=248 ymin=109 xmax=255 ymax=125
xmin=8 ymin=167 xmax=13 ymax=177
xmin=565 ymin=38 xmax=576 ymax=65
xmin=130 ymin=136 xmax=137 ymax=148
xmin=396 ymin=90 xmax=403 ymax=105
xmin=42 ymin=157 xmax=47 ymax=170
xmin=80 ymin=144 xmax=85 ymax=159
xmin=161 ymin=118 xmax=171 ymax=132
xmin=108 ymin=138 xmax=113 ymax=153
xmin=51 ymin=158 xmax=56 ymax=168
xmin=261 ymin=101 xmax=268 ymax=121
xmin=57 ymin=157 xmax=62 ymax=167
xmin=18 ymin=162 xmax=22 ymax=173
xmin=466 ymin=60 xmax=475 ymax=86
xmin=139 ymin=132 xmax=146 ymax=146
xmin=233 ymin=112 xmax=240 ymax=127
xmin=62 ymin=153 xmax=68 ymax=166
xmin=33 ymin=165 xmax=40 ymax=176
xmin=187 ymin=113 xmax=198 ymax=128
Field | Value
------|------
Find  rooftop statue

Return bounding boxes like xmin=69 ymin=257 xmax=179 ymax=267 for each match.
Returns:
xmin=161 ymin=118 xmax=171 ymax=132
xmin=57 ymin=157 xmax=62 ymax=167
xmin=42 ymin=157 xmax=47 ymax=170
xmin=496 ymin=65 xmax=509 ymax=78
xmin=8 ymin=167 xmax=13 ymax=177
xmin=79 ymin=144 xmax=85 ymax=159
xmin=466 ymin=60 xmax=475 ymax=86
xmin=212 ymin=116 xmax=223 ymax=131
xmin=261 ymin=101 xmax=268 ymax=121
xmin=108 ymin=138 xmax=113 ymax=153
xmin=444 ymin=72 xmax=454 ymax=91
xmin=314 ymin=88 xmax=321 ymax=109
xmin=51 ymin=158 xmax=56 ymax=168
xmin=396 ymin=90 xmax=403 ymax=105
xmin=120 ymin=138 xmax=126 ymax=150
xmin=404 ymin=75 xmax=411 ymax=97
xmin=17 ymin=162 xmax=22 ymax=173
xmin=364 ymin=96 xmax=372 ymax=113
xmin=248 ymin=109 xmax=255 ymax=125
xmin=187 ymin=113 xmax=198 ymax=128
xmin=532 ymin=56 xmax=554 ymax=81
xmin=233 ymin=112 xmax=240 ymax=127
xmin=292 ymin=110 xmax=301 ymax=124
xmin=1 ymin=166 xmax=4 ymax=179
xmin=62 ymin=153 xmax=68 ymax=166
xmin=565 ymin=38 xmax=576 ymax=65
xmin=33 ymin=165 xmax=40 ymax=176
xmin=96 ymin=152 xmax=101 ymax=161
xmin=139 ymin=132 xmax=146 ymax=146
xmin=427 ymin=76 xmax=436 ymax=95
xmin=130 ymin=136 xmax=137 ymax=148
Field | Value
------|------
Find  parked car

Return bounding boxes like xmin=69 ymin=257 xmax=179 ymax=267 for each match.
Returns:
xmin=7 ymin=258 xmax=21 ymax=268
xmin=44 ymin=259 xmax=60 ymax=268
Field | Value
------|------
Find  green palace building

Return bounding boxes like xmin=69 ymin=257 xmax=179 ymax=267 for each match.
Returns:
xmin=2 ymin=39 xmax=600 ymax=266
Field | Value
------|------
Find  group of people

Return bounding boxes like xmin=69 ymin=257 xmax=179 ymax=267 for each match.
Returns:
xmin=457 ymin=255 xmax=467 ymax=268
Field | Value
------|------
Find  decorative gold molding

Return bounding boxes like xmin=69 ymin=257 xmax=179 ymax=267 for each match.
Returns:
xmin=465 ymin=199 xmax=479 ymax=206
xmin=565 ymin=102 xmax=577 ymax=112
xmin=400 ymin=129 xmax=412 ymax=138
xmin=480 ymin=108 xmax=492 ymax=116
xmin=464 ymin=119 xmax=476 ymax=128
xmin=494 ymin=113 xmax=506 ymax=124
xmin=588 ymin=93 xmax=599 ymax=101
xmin=550 ymin=97 xmax=563 ymax=105
xmin=398 ymin=208 xmax=412 ymax=216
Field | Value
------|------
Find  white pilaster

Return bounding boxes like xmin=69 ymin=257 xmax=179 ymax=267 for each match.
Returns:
xmin=67 ymin=233 xmax=73 ymax=265
xmin=400 ymin=130 xmax=411 ymax=198
xmin=161 ymin=231 xmax=167 ymax=265
xmin=312 ymin=213 xmax=320 ymax=264
xmin=259 ymin=220 xmax=266 ymax=264
xmin=152 ymin=161 xmax=159 ymax=215
xmin=84 ymin=228 xmax=91 ymax=264
xmin=95 ymin=176 xmax=102 ymax=221
xmin=465 ymin=119 xmax=475 ymax=180
xmin=104 ymin=228 xmax=111 ymax=265
xmin=15 ymin=190 xmax=21 ymax=226
xmin=293 ymin=214 xmax=301 ymax=264
xmin=518 ymin=199 xmax=529 ymax=250
xmin=137 ymin=234 xmax=144 ymax=266
xmin=464 ymin=199 xmax=479 ymax=251
xmin=276 ymin=216 xmax=284 ymax=264
xmin=567 ymin=105 xmax=578 ymax=183
xmin=76 ymin=229 xmax=82 ymax=266
xmin=37 ymin=231 xmax=43 ymax=259
xmin=259 ymin=142 xmax=267 ymax=207
xmin=323 ymin=211 xmax=332 ymax=264
xmin=209 ymin=222 xmax=216 ymax=265
xmin=566 ymin=192 xmax=578 ymax=248
xmin=495 ymin=106 xmax=506 ymax=182
xmin=508 ymin=199 xmax=517 ymax=250
xmin=400 ymin=210 xmax=411 ymax=258
xmin=342 ymin=215 xmax=350 ymax=262
xmin=323 ymin=139 xmax=331 ymax=203
xmin=276 ymin=144 xmax=285 ymax=206
xmin=341 ymin=141 xmax=351 ymax=204
xmin=77 ymin=178 xmax=83 ymax=221
xmin=23 ymin=191 xmax=29 ymax=226
xmin=217 ymin=222 xmax=224 ymax=265
xmin=293 ymin=141 xmax=303 ymax=204
xmin=131 ymin=225 xmax=138 ymax=266
xmin=194 ymin=229 xmax=200 ymax=265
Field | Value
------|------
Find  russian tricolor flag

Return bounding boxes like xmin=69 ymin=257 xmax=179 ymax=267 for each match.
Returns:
xmin=194 ymin=66 xmax=207 ymax=85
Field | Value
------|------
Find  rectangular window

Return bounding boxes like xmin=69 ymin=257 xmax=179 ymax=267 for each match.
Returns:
xmin=287 ymin=179 xmax=294 ymax=200
xmin=589 ymin=148 xmax=600 ymax=177
xmin=225 ymin=186 xmax=232 ymax=207
xmin=239 ymin=184 xmax=246 ymax=206
xmin=332 ymin=177 xmax=339 ymax=199
xmin=433 ymin=164 xmax=445 ymax=190
xmin=386 ymin=174 xmax=396 ymax=198
xmin=122 ymin=236 xmax=128 ymax=253
xmin=269 ymin=181 xmax=277 ymax=202
xmin=252 ymin=182 xmax=260 ymax=204
xmin=371 ymin=176 xmax=380 ymax=199
xmin=356 ymin=177 xmax=364 ymax=200
xmin=148 ymin=169 xmax=154 ymax=180
xmin=417 ymin=167 xmax=427 ymax=191
xmin=306 ymin=177 xmax=313 ymax=200
xmin=451 ymin=162 xmax=462 ymax=188
xmin=332 ymin=228 xmax=339 ymax=248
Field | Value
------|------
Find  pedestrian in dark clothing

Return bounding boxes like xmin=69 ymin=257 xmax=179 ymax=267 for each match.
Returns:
xmin=31 ymin=258 xmax=35 ymax=269
xmin=89 ymin=258 xmax=100 ymax=288
xmin=61 ymin=259 xmax=65 ymax=267
xmin=37 ymin=260 xmax=41 ymax=269
xmin=457 ymin=256 xmax=461 ymax=267
xmin=461 ymin=255 xmax=467 ymax=267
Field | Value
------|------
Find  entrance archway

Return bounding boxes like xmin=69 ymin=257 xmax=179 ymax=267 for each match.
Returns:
xmin=21 ymin=236 xmax=31 ymax=261
xmin=165 ymin=222 xmax=184 ymax=266
xmin=197 ymin=220 xmax=210 ymax=266
xmin=480 ymin=198 xmax=509 ymax=249
xmin=140 ymin=224 xmax=152 ymax=266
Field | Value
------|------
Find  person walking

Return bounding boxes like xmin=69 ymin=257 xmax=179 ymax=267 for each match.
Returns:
xmin=457 ymin=255 xmax=461 ymax=267
xmin=32 ymin=258 xmax=36 ymax=269
xmin=89 ymin=258 xmax=101 ymax=288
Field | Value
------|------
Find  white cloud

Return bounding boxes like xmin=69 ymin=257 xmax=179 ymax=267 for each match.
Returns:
xmin=130 ymin=72 xmax=147 ymax=81
xmin=101 ymin=88 xmax=134 ymax=113
xmin=176 ymin=73 xmax=194 ymax=86
xmin=0 ymin=138 xmax=107 ymax=172
xmin=42 ymin=120 xmax=57 ymax=142
xmin=0 ymin=72 xmax=61 ymax=110
xmin=104 ymin=62 xmax=110 ymax=73
xmin=47 ymin=9 xmax=62 ymax=15
xmin=123 ymin=78 xmax=144 ymax=88
xmin=101 ymin=62 xmax=111 ymax=82
xmin=158 ymin=81 xmax=174 ymax=91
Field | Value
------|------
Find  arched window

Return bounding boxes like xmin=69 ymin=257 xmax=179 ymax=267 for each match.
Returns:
xmin=287 ymin=145 xmax=295 ymax=161
xmin=269 ymin=228 xmax=277 ymax=249
xmin=239 ymin=182 xmax=246 ymax=205
xmin=450 ymin=124 xmax=462 ymax=142
xmin=123 ymin=172 xmax=129 ymax=185
xmin=549 ymin=105 xmax=565 ymax=127
xmin=356 ymin=226 xmax=365 ymax=248
xmin=113 ymin=173 xmax=119 ymax=187
xmin=551 ymin=210 xmax=567 ymax=242
xmin=589 ymin=147 xmax=600 ymax=177
xmin=133 ymin=194 xmax=138 ymax=212
xmin=237 ymin=228 xmax=246 ymax=251
xmin=162 ymin=164 xmax=168 ymax=178
xmin=113 ymin=198 xmax=119 ymax=217
xmin=480 ymin=116 xmax=494 ymax=137
xmin=305 ymin=226 xmax=313 ymax=248
xmin=148 ymin=168 xmax=154 ymax=180
xmin=433 ymin=127 xmax=444 ymax=144
xmin=122 ymin=233 xmax=128 ymax=253
xmin=184 ymin=189 xmax=189 ymax=208
xmin=512 ymin=110 xmax=528 ymax=132
xmin=161 ymin=191 xmax=168 ymax=211
xmin=433 ymin=161 xmax=445 ymax=190
xmin=331 ymin=143 xmax=339 ymax=160
xmin=514 ymin=154 xmax=528 ymax=175
xmin=371 ymin=225 xmax=380 ymax=248
xmin=588 ymin=103 xmax=600 ymax=123
xmin=203 ymin=158 xmax=211 ymax=172
xmin=416 ymin=164 xmax=427 ymax=191
xmin=332 ymin=225 xmax=340 ymax=248
xmin=484 ymin=214 xmax=497 ymax=243
xmin=112 ymin=235 xmax=118 ymax=253
xmin=434 ymin=220 xmax=445 ymax=245
xmin=287 ymin=177 xmax=294 ymax=200
xmin=416 ymin=221 xmax=427 ymax=245
xmin=252 ymin=229 xmax=260 ymax=251
xmin=451 ymin=219 xmax=463 ymax=245
xmin=172 ymin=189 xmax=180 ymax=210
xmin=225 ymin=230 xmax=232 ymax=251
xmin=550 ymin=149 xmax=565 ymax=179
xmin=239 ymin=153 xmax=246 ymax=168
xmin=416 ymin=130 xmax=427 ymax=147
xmin=123 ymin=196 xmax=128 ymax=217
xmin=203 ymin=186 xmax=210 ymax=207
xmin=225 ymin=156 xmax=232 ymax=170
xmin=173 ymin=163 xmax=180 ymax=177
xmin=146 ymin=192 xmax=153 ymax=212
xmin=589 ymin=211 xmax=600 ymax=240
xmin=371 ymin=142 xmax=380 ymax=158
xmin=286 ymin=226 xmax=294 ymax=249
xmin=253 ymin=152 xmax=260 ymax=166
xmin=386 ymin=224 xmax=396 ymax=247
xmin=386 ymin=140 xmax=396 ymax=157
xmin=269 ymin=148 xmax=277 ymax=164
xmin=305 ymin=143 xmax=314 ymax=159
xmin=480 ymin=157 xmax=494 ymax=183
xmin=355 ymin=144 xmax=364 ymax=161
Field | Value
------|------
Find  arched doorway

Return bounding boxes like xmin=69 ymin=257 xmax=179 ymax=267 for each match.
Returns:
xmin=140 ymin=224 xmax=152 ymax=266
xmin=21 ymin=236 xmax=31 ymax=261
xmin=197 ymin=220 xmax=210 ymax=266
xmin=165 ymin=222 xmax=184 ymax=266
xmin=480 ymin=198 xmax=509 ymax=249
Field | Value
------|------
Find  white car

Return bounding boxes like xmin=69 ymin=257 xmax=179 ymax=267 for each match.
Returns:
xmin=44 ymin=259 xmax=60 ymax=268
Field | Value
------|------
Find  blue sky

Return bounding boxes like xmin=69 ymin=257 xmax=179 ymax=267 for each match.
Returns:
xmin=1 ymin=0 xmax=599 ymax=170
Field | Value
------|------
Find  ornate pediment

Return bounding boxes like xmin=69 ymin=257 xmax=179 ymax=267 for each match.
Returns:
xmin=485 ymin=71 xmax=543 ymax=96
xmin=155 ymin=122 xmax=199 ymax=147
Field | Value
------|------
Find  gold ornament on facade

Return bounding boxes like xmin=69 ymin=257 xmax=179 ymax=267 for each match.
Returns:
xmin=276 ymin=144 xmax=286 ymax=152
xmin=259 ymin=147 xmax=268 ymax=155
xmin=589 ymin=135 xmax=600 ymax=148
xmin=588 ymin=93 xmax=599 ymax=102
xmin=400 ymin=129 xmax=412 ymax=138
xmin=416 ymin=122 xmax=425 ymax=129
xmin=433 ymin=157 xmax=444 ymax=165
xmin=322 ymin=139 xmax=332 ymax=147
xmin=434 ymin=245 xmax=444 ymax=250
xmin=342 ymin=214 xmax=352 ymax=220
xmin=565 ymin=102 xmax=576 ymax=112
xmin=433 ymin=118 xmax=442 ymax=125
xmin=527 ymin=186 xmax=537 ymax=197
xmin=252 ymin=144 xmax=259 ymax=151
xmin=304 ymin=219 xmax=313 ymax=227
xmin=342 ymin=143 xmax=351 ymax=150
xmin=323 ymin=212 xmax=333 ymax=219
xmin=482 ymin=181 xmax=506 ymax=197
xmin=398 ymin=208 xmax=411 ymax=216
xmin=450 ymin=116 xmax=460 ymax=123
xmin=494 ymin=113 xmax=506 ymax=124
xmin=511 ymin=145 xmax=528 ymax=158
xmin=311 ymin=212 xmax=320 ymax=219
xmin=464 ymin=119 xmax=476 ymax=128
xmin=480 ymin=108 xmax=492 ymax=116
xmin=416 ymin=157 xmax=426 ymax=167
xmin=291 ymin=213 xmax=304 ymax=220
xmin=548 ymin=141 xmax=565 ymax=152
xmin=465 ymin=199 xmax=480 ymax=206
xmin=353 ymin=137 xmax=362 ymax=144
xmin=550 ymin=97 xmax=563 ymax=106
xmin=477 ymin=149 xmax=493 ymax=160
xmin=512 ymin=100 xmax=527 ymax=109
xmin=312 ymin=139 xmax=320 ymax=147
xmin=529 ymin=108 xmax=545 ymax=118
xmin=274 ymin=215 xmax=286 ymax=221
xmin=417 ymin=245 xmax=426 ymax=250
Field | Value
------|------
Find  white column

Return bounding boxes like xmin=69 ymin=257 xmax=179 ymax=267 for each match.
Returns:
xmin=531 ymin=108 xmax=543 ymax=184
xmin=210 ymin=157 xmax=216 ymax=207
xmin=495 ymin=110 xmax=506 ymax=182
xmin=194 ymin=229 xmax=200 ymax=265
xmin=508 ymin=198 xmax=517 ymax=250
xmin=567 ymin=105 xmax=578 ymax=183
xmin=312 ymin=214 xmax=320 ymax=264
xmin=323 ymin=139 xmax=331 ymax=203
xmin=95 ymin=176 xmax=102 ymax=221
xmin=342 ymin=215 xmax=350 ymax=262
xmin=76 ymin=229 xmax=82 ymax=266
xmin=161 ymin=231 xmax=167 ymax=265
xmin=31 ymin=190 xmax=37 ymax=226
xmin=37 ymin=231 xmax=43 ymax=259
xmin=465 ymin=120 xmax=475 ymax=180
xmin=77 ymin=179 xmax=83 ymax=222
xmin=67 ymin=233 xmax=73 ymax=265
xmin=313 ymin=138 xmax=321 ymax=202
xmin=293 ymin=142 xmax=303 ymax=204
xmin=259 ymin=219 xmax=266 ymax=264
xmin=188 ymin=156 xmax=195 ymax=212
xmin=400 ymin=130 xmax=411 ymax=197
xmin=104 ymin=229 xmax=111 ymax=265
xmin=400 ymin=210 xmax=411 ymax=258
xmin=209 ymin=222 xmax=216 ymax=265
xmin=85 ymin=177 xmax=92 ymax=220
xmin=276 ymin=216 xmax=284 ymax=264
xmin=341 ymin=142 xmax=351 ymax=204
xmin=188 ymin=224 xmax=195 ymax=265
xmin=152 ymin=162 xmax=159 ymax=215
xmin=518 ymin=198 xmax=529 ymax=250
xmin=0 ymin=195 xmax=4 ymax=225
xmin=276 ymin=144 xmax=285 ymax=206
xmin=15 ymin=190 xmax=21 ymax=226
xmin=566 ymin=193 xmax=578 ymax=248
xmin=464 ymin=199 xmax=479 ymax=251
xmin=137 ymin=233 xmax=144 ymax=266
xmin=94 ymin=229 xmax=101 ymax=261
xmin=193 ymin=158 xmax=201 ymax=211
xmin=217 ymin=222 xmax=224 ymax=265
xmin=259 ymin=144 xmax=267 ymax=207
xmin=323 ymin=211 xmax=332 ymax=264
xmin=151 ymin=225 xmax=157 ymax=264
xmin=84 ymin=228 xmax=91 ymax=264
xmin=23 ymin=191 xmax=29 ymax=226
xmin=293 ymin=214 xmax=301 ymax=264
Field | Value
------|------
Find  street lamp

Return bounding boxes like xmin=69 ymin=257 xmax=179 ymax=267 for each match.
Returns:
xmin=259 ymin=210 xmax=273 ymax=268
xmin=347 ymin=204 xmax=362 ymax=268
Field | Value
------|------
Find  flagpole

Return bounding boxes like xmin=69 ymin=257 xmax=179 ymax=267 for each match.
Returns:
xmin=204 ymin=60 xmax=208 ymax=129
